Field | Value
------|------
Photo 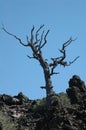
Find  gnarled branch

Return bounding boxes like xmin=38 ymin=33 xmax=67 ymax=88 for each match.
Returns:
xmin=49 ymin=38 xmax=79 ymax=75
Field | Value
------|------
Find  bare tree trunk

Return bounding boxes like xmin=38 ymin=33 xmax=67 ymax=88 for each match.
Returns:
xmin=44 ymin=68 xmax=53 ymax=108
xmin=38 ymin=53 xmax=54 ymax=108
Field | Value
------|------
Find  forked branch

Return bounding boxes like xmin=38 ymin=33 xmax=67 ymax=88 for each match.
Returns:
xmin=49 ymin=37 xmax=79 ymax=75
xmin=2 ymin=25 xmax=50 ymax=60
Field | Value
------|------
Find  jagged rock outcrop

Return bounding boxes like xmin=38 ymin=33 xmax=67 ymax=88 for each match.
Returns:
xmin=66 ymin=75 xmax=86 ymax=105
xmin=0 ymin=92 xmax=30 ymax=106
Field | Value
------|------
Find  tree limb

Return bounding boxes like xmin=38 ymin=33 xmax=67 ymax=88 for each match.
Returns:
xmin=49 ymin=38 xmax=79 ymax=73
xmin=27 ymin=55 xmax=34 ymax=59
xmin=40 ymin=30 xmax=50 ymax=49
xmin=30 ymin=25 xmax=35 ymax=43
xmin=2 ymin=26 xmax=29 ymax=47
xmin=65 ymin=56 xmax=80 ymax=66
xmin=35 ymin=24 xmax=44 ymax=43
xmin=40 ymin=86 xmax=46 ymax=89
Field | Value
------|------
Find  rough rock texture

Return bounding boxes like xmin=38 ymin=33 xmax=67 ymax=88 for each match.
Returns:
xmin=0 ymin=75 xmax=86 ymax=130
xmin=66 ymin=75 xmax=86 ymax=105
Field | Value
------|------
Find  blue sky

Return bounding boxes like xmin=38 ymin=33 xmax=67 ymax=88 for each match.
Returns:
xmin=0 ymin=0 xmax=86 ymax=99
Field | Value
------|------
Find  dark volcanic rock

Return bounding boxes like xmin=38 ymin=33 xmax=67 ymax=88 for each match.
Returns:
xmin=0 ymin=75 xmax=86 ymax=130
xmin=0 ymin=92 xmax=30 ymax=106
xmin=14 ymin=92 xmax=29 ymax=104
xmin=0 ymin=94 xmax=15 ymax=105
xmin=66 ymin=75 xmax=86 ymax=104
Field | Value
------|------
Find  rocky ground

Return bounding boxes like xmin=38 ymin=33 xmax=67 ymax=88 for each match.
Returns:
xmin=0 ymin=75 xmax=86 ymax=130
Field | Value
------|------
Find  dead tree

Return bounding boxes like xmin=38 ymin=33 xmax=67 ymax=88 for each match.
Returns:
xmin=2 ymin=25 xmax=79 ymax=108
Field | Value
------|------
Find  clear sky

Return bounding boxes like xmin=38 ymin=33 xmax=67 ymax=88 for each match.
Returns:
xmin=0 ymin=0 xmax=86 ymax=99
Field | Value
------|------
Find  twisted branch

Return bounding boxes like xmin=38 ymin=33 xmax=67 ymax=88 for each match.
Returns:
xmin=49 ymin=37 xmax=79 ymax=75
